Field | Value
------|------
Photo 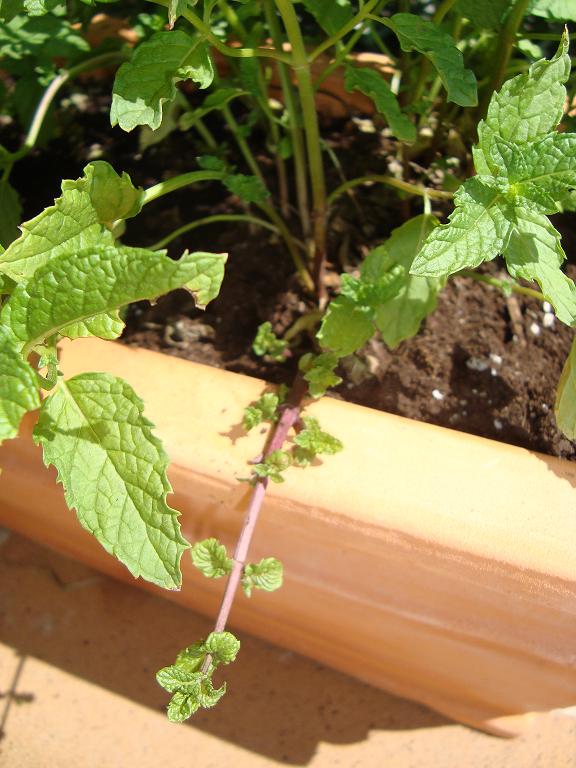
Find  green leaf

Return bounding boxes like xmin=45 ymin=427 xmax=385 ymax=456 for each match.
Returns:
xmin=454 ymin=0 xmax=512 ymax=29
xmin=294 ymin=416 xmax=344 ymax=464
xmin=204 ymin=631 xmax=240 ymax=664
xmin=505 ymin=133 xmax=576 ymax=208
xmin=166 ymin=691 xmax=200 ymax=722
xmin=0 ymin=181 xmax=22 ymax=249
xmin=168 ymin=0 xmax=189 ymax=28
xmin=531 ymin=0 xmax=576 ymax=21
xmin=299 ymin=352 xmax=342 ymax=398
xmin=299 ymin=0 xmax=353 ymax=35
xmin=252 ymin=449 xmax=291 ymax=483
xmin=0 ymin=162 xmax=142 ymax=282
xmin=387 ymin=14 xmax=478 ymax=107
xmin=0 ymin=0 xmax=25 ymax=22
xmin=475 ymin=35 xmax=570 ymax=175
xmin=411 ymin=177 xmax=511 ymax=277
xmin=33 ymin=373 xmax=189 ymax=589
xmin=157 ymin=666 xmax=205 ymax=694
xmin=243 ymin=391 xmax=281 ymax=431
xmin=363 ymin=215 xmax=443 ymax=348
xmin=252 ymin=321 xmax=288 ymax=361
xmin=0 ymin=329 xmax=40 ymax=444
xmin=111 ymin=30 xmax=214 ymax=132
xmin=223 ymin=173 xmax=269 ymax=204
xmin=242 ymin=557 xmax=283 ymax=598
xmin=59 ymin=312 xmax=125 ymax=342
xmin=503 ymin=208 xmax=576 ymax=325
xmin=317 ymin=297 xmax=374 ymax=357
xmin=555 ymin=338 xmax=576 ymax=439
xmin=190 ymin=538 xmax=233 ymax=578
xmin=344 ymin=65 xmax=416 ymax=142
xmin=2 ymin=245 xmax=227 ymax=349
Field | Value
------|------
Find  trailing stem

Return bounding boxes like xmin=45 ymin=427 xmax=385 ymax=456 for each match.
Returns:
xmin=202 ymin=375 xmax=308 ymax=672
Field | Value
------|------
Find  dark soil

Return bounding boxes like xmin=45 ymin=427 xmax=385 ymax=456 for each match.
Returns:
xmin=4 ymin=76 xmax=576 ymax=460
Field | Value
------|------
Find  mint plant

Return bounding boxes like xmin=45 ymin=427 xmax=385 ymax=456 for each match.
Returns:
xmin=0 ymin=0 xmax=575 ymax=722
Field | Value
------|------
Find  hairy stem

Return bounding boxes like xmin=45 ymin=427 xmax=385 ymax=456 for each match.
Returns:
xmin=327 ymin=174 xmax=453 ymax=207
xmin=204 ymin=376 xmax=308 ymax=667
xmin=459 ymin=269 xmax=546 ymax=302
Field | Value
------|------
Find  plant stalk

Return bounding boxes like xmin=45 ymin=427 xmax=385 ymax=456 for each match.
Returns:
xmin=274 ymin=0 xmax=328 ymax=297
xmin=141 ymin=171 xmax=226 ymax=206
xmin=459 ymin=269 xmax=546 ymax=302
xmin=204 ymin=375 xmax=308 ymax=667
xmin=327 ymin=174 xmax=453 ymax=207
xmin=149 ymin=213 xmax=280 ymax=250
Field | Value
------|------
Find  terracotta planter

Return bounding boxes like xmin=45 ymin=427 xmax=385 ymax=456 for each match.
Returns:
xmin=0 ymin=338 xmax=575 ymax=737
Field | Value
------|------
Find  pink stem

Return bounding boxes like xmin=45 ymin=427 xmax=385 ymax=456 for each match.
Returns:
xmin=203 ymin=377 xmax=307 ymax=666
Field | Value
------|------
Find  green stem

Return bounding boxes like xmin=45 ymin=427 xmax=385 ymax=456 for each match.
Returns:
xmin=433 ymin=0 xmax=457 ymax=24
xmin=147 ymin=0 xmax=293 ymax=63
xmin=459 ymin=270 xmax=546 ymax=302
xmin=481 ymin=0 xmax=531 ymax=115
xmin=221 ymin=106 xmax=265 ymax=182
xmin=327 ymin=174 xmax=453 ymax=207
xmin=257 ymin=202 xmax=315 ymax=293
xmin=6 ymin=52 xmax=127 ymax=166
xmin=193 ymin=116 xmax=219 ymax=150
xmin=275 ymin=0 xmax=328 ymax=293
xmin=149 ymin=214 xmax=280 ymax=250
xmin=264 ymin=0 xmax=310 ymax=234
xmin=309 ymin=0 xmax=382 ymax=62
xmin=141 ymin=171 xmax=226 ymax=206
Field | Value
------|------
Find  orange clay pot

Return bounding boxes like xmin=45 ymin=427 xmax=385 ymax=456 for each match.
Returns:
xmin=0 ymin=338 xmax=575 ymax=737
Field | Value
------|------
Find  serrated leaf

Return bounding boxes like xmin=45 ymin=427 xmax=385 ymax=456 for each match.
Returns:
xmin=157 ymin=666 xmax=204 ymax=694
xmin=506 ymin=133 xmax=576 ymax=208
xmin=2 ymin=245 xmax=227 ymax=349
xmin=253 ymin=449 xmax=291 ymax=483
xmin=243 ymin=391 xmax=281 ymax=430
xmin=190 ymin=538 xmax=233 ymax=578
xmin=387 ymin=14 xmax=478 ymax=107
xmin=111 ymin=30 xmax=214 ymax=132
xmin=503 ymin=208 xmax=576 ymax=325
xmin=476 ymin=35 xmax=570 ymax=175
xmin=59 ymin=311 xmax=125 ymax=341
xmin=0 ymin=329 xmax=40 ymax=444
xmin=0 ymin=162 xmax=142 ymax=282
xmin=344 ymin=65 xmax=416 ymax=142
xmin=555 ymin=338 xmax=576 ymax=439
xmin=204 ymin=631 xmax=240 ymax=664
xmin=294 ymin=416 xmax=342 ymax=456
xmin=223 ymin=173 xmax=269 ymax=204
xmin=300 ymin=0 xmax=353 ymax=35
xmin=300 ymin=352 xmax=342 ymax=398
xmin=242 ymin=557 xmax=283 ymax=598
xmin=167 ymin=691 xmax=200 ymax=722
xmin=411 ymin=177 xmax=511 ymax=277
xmin=252 ymin=321 xmax=287 ymax=361
xmin=363 ymin=215 xmax=443 ymax=348
xmin=317 ymin=297 xmax=374 ymax=357
xmin=0 ymin=181 xmax=22 ymax=249
xmin=33 ymin=373 xmax=189 ymax=588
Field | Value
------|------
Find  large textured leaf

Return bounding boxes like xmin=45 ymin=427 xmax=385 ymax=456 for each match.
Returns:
xmin=505 ymin=133 xmax=576 ymax=207
xmin=531 ymin=0 xmax=576 ymax=21
xmin=34 ymin=373 xmax=189 ymax=588
xmin=475 ymin=35 xmax=570 ymax=175
xmin=0 ymin=329 xmax=40 ymax=444
xmin=503 ymin=208 xmax=576 ymax=325
xmin=0 ymin=180 xmax=22 ymax=249
xmin=344 ymin=65 xmax=416 ymax=142
xmin=317 ymin=297 xmax=374 ymax=357
xmin=2 ymin=245 xmax=227 ymax=349
xmin=111 ymin=31 xmax=214 ymax=132
xmin=455 ymin=0 xmax=512 ymax=29
xmin=363 ymin=215 xmax=443 ymax=349
xmin=387 ymin=14 xmax=478 ymax=107
xmin=300 ymin=0 xmax=353 ymax=35
xmin=411 ymin=177 xmax=511 ymax=277
xmin=0 ymin=162 xmax=142 ymax=281
xmin=555 ymin=339 xmax=576 ymax=439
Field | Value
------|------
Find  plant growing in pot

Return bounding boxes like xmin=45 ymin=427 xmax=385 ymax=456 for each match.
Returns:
xmin=0 ymin=0 xmax=575 ymax=722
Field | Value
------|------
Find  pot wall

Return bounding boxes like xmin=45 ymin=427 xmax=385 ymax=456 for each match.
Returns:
xmin=0 ymin=338 xmax=575 ymax=735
